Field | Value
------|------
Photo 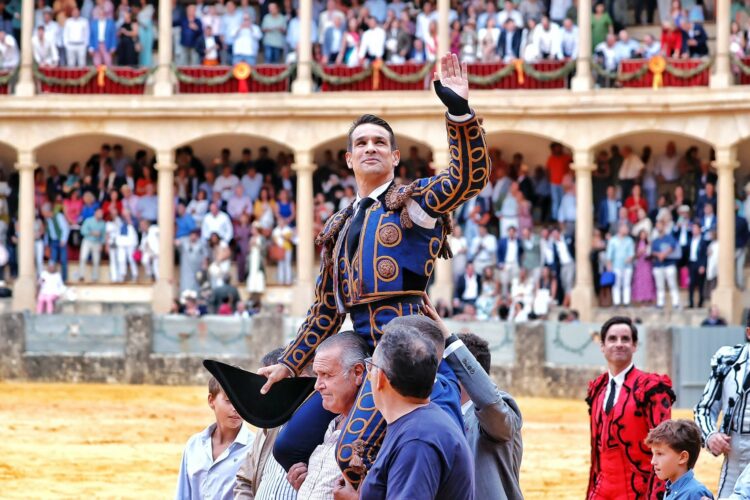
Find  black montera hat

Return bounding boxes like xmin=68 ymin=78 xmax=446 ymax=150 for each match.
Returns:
xmin=203 ymin=359 xmax=316 ymax=429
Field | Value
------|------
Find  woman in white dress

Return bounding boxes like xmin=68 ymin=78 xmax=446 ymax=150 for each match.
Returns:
xmin=105 ymin=206 xmax=122 ymax=282
xmin=246 ymin=222 xmax=266 ymax=296
xmin=476 ymin=17 xmax=500 ymax=62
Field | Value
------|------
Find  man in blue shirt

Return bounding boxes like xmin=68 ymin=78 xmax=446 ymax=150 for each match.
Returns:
xmin=387 ymin=314 xmax=463 ymax=432
xmin=651 ymin=219 xmax=680 ymax=309
xmin=175 ymin=202 xmax=197 ymax=242
xmin=606 ymin=223 xmax=635 ymax=306
xmin=78 ymin=208 xmax=106 ymax=282
xmin=335 ymin=325 xmax=474 ymax=499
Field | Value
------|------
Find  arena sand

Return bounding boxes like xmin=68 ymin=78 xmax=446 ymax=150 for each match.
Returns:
xmin=0 ymin=382 xmax=723 ymax=499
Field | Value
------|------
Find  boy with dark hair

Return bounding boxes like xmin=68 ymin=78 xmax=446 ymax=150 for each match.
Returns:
xmin=645 ymin=419 xmax=714 ymax=499
xmin=176 ymin=375 xmax=253 ymax=500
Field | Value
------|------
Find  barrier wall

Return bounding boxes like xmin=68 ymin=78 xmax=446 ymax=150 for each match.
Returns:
xmin=0 ymin=312 xmax=722 ymax=407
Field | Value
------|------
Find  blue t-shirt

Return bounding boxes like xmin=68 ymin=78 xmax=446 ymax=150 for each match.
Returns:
xmin=665 ymin=470 xmax=714 ymax=499
xmin=431 ymin=360 xmax=464 ymax=433
xmin=360 ymin=403 xmax=474 ymax=500
xmin=652 ymin=234 xmax=679 ymax=267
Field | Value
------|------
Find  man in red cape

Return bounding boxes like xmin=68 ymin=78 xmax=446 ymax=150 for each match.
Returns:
xmin=586 ymin=316 xmax=676 ymax=499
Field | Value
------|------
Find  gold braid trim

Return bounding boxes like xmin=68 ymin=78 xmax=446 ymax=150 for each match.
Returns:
xmin=385 ymin=182 xmax=453 ymax=260
xmin=438 ymin=214 xmax=453 ymax=259
xmin=315 ymin=203 xmax=354 ymax=262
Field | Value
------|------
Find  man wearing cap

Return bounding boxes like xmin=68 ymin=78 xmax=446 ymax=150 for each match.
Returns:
xmin=258 ymin=52 xmax=489 ymax=488
xmin=695 ymin=315 xmax=750 ymax=498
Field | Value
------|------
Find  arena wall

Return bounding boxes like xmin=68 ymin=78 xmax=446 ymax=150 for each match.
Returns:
xmin=2 ymin=312 xmax=731 ymax=407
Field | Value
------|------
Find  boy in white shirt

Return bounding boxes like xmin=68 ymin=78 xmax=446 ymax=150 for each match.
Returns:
xmin=175 ymin=377 xmax=254 ymax=500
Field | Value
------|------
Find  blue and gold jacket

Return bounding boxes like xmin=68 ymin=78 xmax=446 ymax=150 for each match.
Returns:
xmin=280 ymin=113 xmax=490 ymax=374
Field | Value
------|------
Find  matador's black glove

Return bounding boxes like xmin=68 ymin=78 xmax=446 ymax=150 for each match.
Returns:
xmin=433 ymin=80 xmax=471 ymax=116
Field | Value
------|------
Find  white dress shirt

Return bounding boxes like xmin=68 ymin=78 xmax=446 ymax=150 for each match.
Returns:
xmin=64 ymin=17 xmax=90 ymax=45
xmin=504 ymin=238 xmax=519 ymax=265
xmin=201 ymin=211 xmax=234 ymax=243
xmin=619 ymin=154 xmax=645 ymax=180
xmin=559 ymin=26 xmax=578 ymax=58
xmin=603 ymin=363 xmax=634 ymax=411
xmin=654 ymin=153 xmax=680 ymax=182
xmin=32 ymin=33 xmax=59 ymax=66
xmin=555 ymin=238 xmax=573 ymax=265
xmin=358 ymin=26 xmax=386 ymax=59
xmin=462 ymin=272 xmax=479 ymax=301
xmin=533 ymin=23 xmax=561 ymax=57
xmin=175 ymin=423 xmax=254 ymax=500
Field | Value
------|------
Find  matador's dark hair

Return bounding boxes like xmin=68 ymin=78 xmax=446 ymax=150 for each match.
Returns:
xmin=347 ymin=114 xmax=397 ymax=152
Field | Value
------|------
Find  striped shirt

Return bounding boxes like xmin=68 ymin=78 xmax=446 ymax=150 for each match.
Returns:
xmin=297 ymin=419 xmax=343 ymax=500
xmin=255 ymin=453 xmax=297 ymax=500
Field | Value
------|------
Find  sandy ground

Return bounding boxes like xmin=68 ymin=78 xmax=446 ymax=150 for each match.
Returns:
xmin=0 ymin=382 xmax=723 ymax=499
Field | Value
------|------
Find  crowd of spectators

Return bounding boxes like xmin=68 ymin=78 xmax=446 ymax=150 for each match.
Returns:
xmin=0 ymin=141 xmax=309 ymax=315
xmin=3 ymin=0 xmax=742 ymax=74
xmin=445 ymin=139 xmax=750 ymax=321
xmin=1 ymin=136 xmax=749 ymax=319
xmin=0 ymin=0 xmax=157 ymax=70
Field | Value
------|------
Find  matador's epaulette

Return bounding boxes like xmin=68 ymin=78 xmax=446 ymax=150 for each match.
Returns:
xmin=385 ymin=183 xmax=454 ymax=260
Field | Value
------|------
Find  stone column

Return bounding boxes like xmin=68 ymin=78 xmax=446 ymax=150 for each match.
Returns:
xmin=570 ymin=148 xmax=595 ymax=320
xmin=291 ymin=0 xmax=313 ymax=95
xmin=292 ymin=150 xmax=316 ymax=314
xmin=571 ymin=0 xmax=592 ymax=91
xmin=153 ymin=0 xmax=174 ymax=96
xmin=153 ymin=150 xmax=176 ymax=313
xmin=712 ymin=146 xmax=740 ymax=323
xmin=429 ymin=148 xmax=454 ymax=305
xmin=14 ymin=0 xmax=35 ymax=96
xmin=0 ymin=313 xmax=26 ymax=379
xmin=437 ymin=0 xmax=450 ymax=58
xmin=124 ymin=312 xmax=153 ymax=384
xmin=711 ymin=0 xmax=732 ymax=89
xmin=12 ymin=151 xmax=37 ymax=311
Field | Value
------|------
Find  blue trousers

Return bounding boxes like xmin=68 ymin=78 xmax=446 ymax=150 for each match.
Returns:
xmin=49 ymin=241 xmax=68 ymax=282
xmin=274 ymin=296 xmax=423 ymax=487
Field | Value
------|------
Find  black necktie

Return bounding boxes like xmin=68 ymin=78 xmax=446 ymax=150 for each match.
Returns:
xmin=347 ymin=197 xmax=375 ymax=260
xmin=605 ymin=379 xmax=617 ymax=414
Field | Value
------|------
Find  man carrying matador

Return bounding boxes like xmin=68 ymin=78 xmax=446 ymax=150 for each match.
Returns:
xmin=258 ymin=52 xmax=490 ymax=488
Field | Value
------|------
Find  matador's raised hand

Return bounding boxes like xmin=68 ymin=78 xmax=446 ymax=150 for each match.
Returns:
xmin=433 ymin=52 xmax=470 ymax=116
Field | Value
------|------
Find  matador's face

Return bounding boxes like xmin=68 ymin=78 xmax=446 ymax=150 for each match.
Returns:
xmin=346 ymin=124 xmax=400 ymax=185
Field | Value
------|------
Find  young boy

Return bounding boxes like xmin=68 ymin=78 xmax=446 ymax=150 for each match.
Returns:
xmin=175 ymin=377 xmax=253 ymax=500
xmin=645 ymin=419 xmax=714 ymax=500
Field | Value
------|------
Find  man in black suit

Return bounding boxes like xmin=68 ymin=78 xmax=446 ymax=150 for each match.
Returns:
xmin=497 ymin=19 xmax=522 ymax=61
xmin=454 ymin=261 xmax=482 ymax=311
xmin=687 ymin=222 xmax=708 ymax=308
xmin=695 ymin=161 xmax=717 ymax=200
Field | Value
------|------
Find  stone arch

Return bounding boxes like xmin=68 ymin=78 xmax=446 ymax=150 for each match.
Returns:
xmin=483 ymin=130 xmax=574 ymax=174
xmin=0 ymin=141 xmax=18 ymax=175
xmin=33 ymin=134 xmax=155 ymax=173
xmin=175 ymin=133 xmax=293 ymax=168
xmin=589 ymin=129 xmax=713 ymax=157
